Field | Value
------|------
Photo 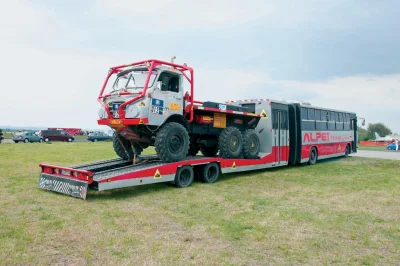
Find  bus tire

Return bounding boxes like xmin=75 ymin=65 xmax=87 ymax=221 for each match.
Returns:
xmin=344 ymin=144 xmax=350 ymax=158
xmin=308 ymin=147 xmax=317 ymax=165
xmin=175 ymin=166 xmax=194 ymax=188
xmin=200 ymin=162 xmax=220 ymax=183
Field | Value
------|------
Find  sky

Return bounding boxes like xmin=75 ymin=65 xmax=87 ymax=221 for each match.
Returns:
xmin=0 ymin=0 xmax=399 ymax=132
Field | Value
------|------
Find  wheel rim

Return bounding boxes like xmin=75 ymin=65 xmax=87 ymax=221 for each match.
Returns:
xmin=179 ymin=169 xmax=191 ymax=186
xmin=311 ymin=150 xmax=316 ymax=161
xmin=249 ymin=135 xmax=259 ymax=153
xmin=25 ymin=139 xmax=28 ymax=143
xmin=168 ymin=133 xmax=184 ymax=153
xmin=229 ymin=135 xmax=240 ymax=152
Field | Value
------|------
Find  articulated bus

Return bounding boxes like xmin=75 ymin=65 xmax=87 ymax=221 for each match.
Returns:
xmin=228 ymin=99 xmax=359 ymax=166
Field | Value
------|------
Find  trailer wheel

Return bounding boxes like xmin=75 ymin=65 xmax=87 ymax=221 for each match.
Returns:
xmin=155 ymin=122 xmax=189 ymax=162
xmin=219 ymin=127 xmax=243 ymax=158
xmin=201 ymin=162 xmax=220 ymax=183
xmin=242 ymin=129 xmax=260 ymax=159
xmin=112 ymin=133 xmax=134 ymax=160
xmin=175 ymin=165 xmax=194 ymax=188
xmin=188 ymin=136 xmax=200 ymax=156
xmin=308 ymin=147 xmax=317 ymax=165
xmin=200 ymin=144 xmax=219 ymax=157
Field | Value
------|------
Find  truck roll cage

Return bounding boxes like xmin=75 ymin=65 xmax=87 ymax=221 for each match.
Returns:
xmin=98 ymin=59 xmax=195 ymax=123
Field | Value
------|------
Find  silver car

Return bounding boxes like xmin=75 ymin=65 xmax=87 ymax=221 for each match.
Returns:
xmin=12 ymin=132 xmax=44 ymax=143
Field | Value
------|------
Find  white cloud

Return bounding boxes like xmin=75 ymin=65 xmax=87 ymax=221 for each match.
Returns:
xmin=95 ymin=0 xmax=355 ymax=31
xmin=0 ymin=1 xmax=398 ymax=133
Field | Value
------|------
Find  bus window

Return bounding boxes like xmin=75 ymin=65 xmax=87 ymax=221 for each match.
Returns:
xmin=308 ymin=109 xmax=315 ymax=120
xmin=321 ymin=110 xmax=327 ymax=121
xmin=315 ymin=109 xmax=321 ymax=121
xmin=301 ymin=108 xmax=308 ymax=120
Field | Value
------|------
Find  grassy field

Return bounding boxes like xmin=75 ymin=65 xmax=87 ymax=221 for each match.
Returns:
xmin=0 ymin=143 xmax=399 ymax=265
xmin=358 ymin=145 xmax=388 ymax=151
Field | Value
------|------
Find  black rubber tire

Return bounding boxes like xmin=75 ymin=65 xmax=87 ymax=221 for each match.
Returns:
xmin=242 ymin=129 xmax=260 ymax=159
xmin=24 ymin=138 xmax=29 ymax=143
xmin=200 ymin=163 xmax=220 ymax=183
xmin=39 ymin=138 xmax=43 ymax=143
xmin=218 ymin=127 xmax=243 ymax=158
xmin=67 ymin=138 xmax=73 ymax=142
xmin=344 ymin=144 xmax=350 ymax=158
xmin=175 ymin=165 xmax=194 ymax=188
xmin=388 ymin=147 xmax=392 ymax=150
xmin=44 ymin=138 xmax=49 ymax=142
xmin=155 ymin=122 xmax=189 ymax=163
xmin=188 ymin=136 xmax=200 ymax=156
xmin=200 ymin=144 xmax=219 ymax=157
xmin=14 ymin=141 xmax=19 ymax=143
xmin=112 ymin=133 xmax=134 ymax=160
xmin=308 ymin=147 xmax=318 ymax=165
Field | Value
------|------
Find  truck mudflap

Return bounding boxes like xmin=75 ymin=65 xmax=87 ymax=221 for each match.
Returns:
xmin=38 ymin=173 xmax=89 ymax=200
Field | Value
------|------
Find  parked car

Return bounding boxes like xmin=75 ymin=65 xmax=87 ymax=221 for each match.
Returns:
xmin=39 ymin=130 xmax=75 ymax=142
xmin=12 ymin=132 xmax=44 ymax=143
xmin=87 ymin=132 xmax=112 ymax=142
xmin=0 ymin=134 xmax=3 ymax=144
xmin=386 ymin=143 xmax=398 ymax=150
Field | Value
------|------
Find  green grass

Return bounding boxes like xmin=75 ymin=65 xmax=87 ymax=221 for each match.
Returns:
xmin=358 ymin=145 xmax=388 ymax=151
xmin=0 ymin=143 xmax=399 ymax=265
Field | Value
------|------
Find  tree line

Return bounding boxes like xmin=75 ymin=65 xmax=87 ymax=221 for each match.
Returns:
xmin=358 ymin=123 xmax=392 ymax=141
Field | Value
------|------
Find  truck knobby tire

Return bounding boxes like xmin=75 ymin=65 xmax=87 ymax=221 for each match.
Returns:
xmin=200 ymin=144 xmax=219 ymax=157
xmin=188 ymin=136 xmax=200 ymax=156
xmin=242 ymin=129 xmax=260 ymax=159
xmin=112 ymin=133 xmax=134 ymax=160
xmin=218 ymin=126 xmax=243 ymax=158
xmin=155 ymin=122 xmax=189 ymax=162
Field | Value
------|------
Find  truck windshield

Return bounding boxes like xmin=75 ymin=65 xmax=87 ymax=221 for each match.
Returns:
xmin=112 ymin=71 xmax=157 ymax=91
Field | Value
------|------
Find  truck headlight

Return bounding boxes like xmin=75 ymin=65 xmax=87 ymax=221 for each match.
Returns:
xmin=98 ymin=107 xmax=108 ymax=119
xmin=125 ymin=105 xmax=140 ymax=118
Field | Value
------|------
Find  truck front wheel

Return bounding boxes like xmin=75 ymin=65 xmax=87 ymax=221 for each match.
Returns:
xmin=155 ymin=122 xmax=189 ymax=163
xmin=112 ymin=133 xmax=134 ymax=160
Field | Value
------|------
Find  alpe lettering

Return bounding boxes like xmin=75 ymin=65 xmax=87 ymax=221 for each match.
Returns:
xmin=303 ymin=132 xmax=330 ymax=142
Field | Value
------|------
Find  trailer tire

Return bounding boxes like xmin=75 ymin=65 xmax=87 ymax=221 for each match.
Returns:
xmin=308 ymin=147 xmax=317 ymax=165
xmin=242 ymin=129 xmax=260 ymax=159
xmin=175 ymin=166 xmax=194 ymax=188
xmin=219 ymin=127 xmax=243 ymax=158
xmin=188 ymin=136 xmax=200 ymax=156
xmin=112 ymin=133 xmax=134 ymax=160
xmin=200 ymin=144 xmax=219 ymax=157
xmin=155 ymin=122 xmax=189 ymax=163
xmin=201 ymin=162 xmax=220 ymax=183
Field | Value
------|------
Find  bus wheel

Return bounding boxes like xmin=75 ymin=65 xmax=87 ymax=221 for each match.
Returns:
xmin=201 ymin=163 xmax=220 ymax=183
xmin=308 ymin=147 xmax=317 ymax=165
xmin=174 ymin=166 xmax=194 ymax=188
xmin=344 ymin=144 xmax=350 ymax=158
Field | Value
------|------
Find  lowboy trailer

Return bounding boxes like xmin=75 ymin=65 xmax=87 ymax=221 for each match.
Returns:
xmin=38 ymin=99 xmax=362 ymax=199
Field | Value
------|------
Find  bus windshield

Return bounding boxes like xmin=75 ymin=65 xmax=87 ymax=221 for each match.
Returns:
xmin=112 ymin=71 xmax=157 ymax=92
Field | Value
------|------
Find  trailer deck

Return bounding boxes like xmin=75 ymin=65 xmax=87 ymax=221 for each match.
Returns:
xmin=37 ymin=151 xmax=285 ymax=200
